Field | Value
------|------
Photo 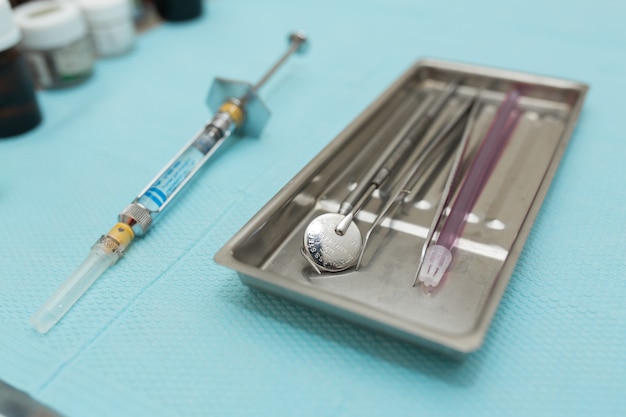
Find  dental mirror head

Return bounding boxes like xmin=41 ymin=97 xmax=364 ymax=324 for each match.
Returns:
xmin=303 ymin=213 xmax=362 ymax=273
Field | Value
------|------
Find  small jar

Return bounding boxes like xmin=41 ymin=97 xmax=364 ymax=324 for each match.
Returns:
xmin=14 ymin=0 xmax=95 ymax=89
xmin=153 ymin=0 xmax=202 ymax=22
xmin=78 ymin=0 xmax=135 ymax=57
xmin=0 ymin=0 xmax=42 ymax=138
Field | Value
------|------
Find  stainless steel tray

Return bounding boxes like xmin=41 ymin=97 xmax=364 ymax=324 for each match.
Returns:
xmin=215 ymin=59 xmax=588 ymax=355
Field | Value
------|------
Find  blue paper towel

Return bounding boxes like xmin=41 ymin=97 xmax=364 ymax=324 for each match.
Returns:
xmin=1 ymin=0 xmax=625 ymax=416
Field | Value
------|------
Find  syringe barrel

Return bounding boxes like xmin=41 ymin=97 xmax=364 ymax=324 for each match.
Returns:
xmin=135 ymin=144 xmax=206 ymax=213
xmin=127 ymin=108 xmax=241 ymax=231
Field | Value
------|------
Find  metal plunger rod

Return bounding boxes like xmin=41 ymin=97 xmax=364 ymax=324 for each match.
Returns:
xmin=253 ymin=32 xmax=307 ymax=92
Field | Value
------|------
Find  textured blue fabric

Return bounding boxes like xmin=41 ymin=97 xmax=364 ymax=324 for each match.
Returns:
xmin=1 ymin=0 xmax=625 ymax=416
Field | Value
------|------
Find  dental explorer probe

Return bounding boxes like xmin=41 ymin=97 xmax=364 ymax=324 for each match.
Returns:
xmin=355 ymin=95 xmax=477 ymax=269
xmin=335 ymin=82 xmax=459 ymax=227
xmin=302 ymin=83 xmax=458 ymax=273
xmin=30 ymin=32 xmax=308 ymax=334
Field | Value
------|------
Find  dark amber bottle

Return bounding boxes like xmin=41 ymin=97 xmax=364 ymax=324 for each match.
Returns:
xmin=0 ymin=0 xmax=42 ymax=138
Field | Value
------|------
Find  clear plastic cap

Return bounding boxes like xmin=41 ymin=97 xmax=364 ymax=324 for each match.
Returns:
xmin=417 ymin=245 xmax=452 ymax=288
xmin=30 ymin=246 xmax=118 ymax=333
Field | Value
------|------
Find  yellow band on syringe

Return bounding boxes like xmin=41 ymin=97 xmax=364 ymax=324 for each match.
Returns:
xmin=218 ymin=101 xmax=245 ymax=127
xmin=103 ymin=222 xmax=135 ymax=253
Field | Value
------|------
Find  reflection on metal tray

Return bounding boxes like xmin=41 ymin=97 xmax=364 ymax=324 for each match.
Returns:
xmin=215 ymin=59 xmax=588 ymax=355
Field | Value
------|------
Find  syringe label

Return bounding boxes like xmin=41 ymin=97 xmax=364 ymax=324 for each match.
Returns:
xmin=143 ymin=189 xmax=165 ymax=207
xmin=138 ymin=149 xmax=203 ymax=211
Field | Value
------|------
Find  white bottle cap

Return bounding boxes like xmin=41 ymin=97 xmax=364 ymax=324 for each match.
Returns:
xmin=14 ymin=0 xmax=88 ymax=50
xmin=0 ymin=0 xmax=21 ymax=51
xmin=77 ymin=0 xmax=132 ymax=24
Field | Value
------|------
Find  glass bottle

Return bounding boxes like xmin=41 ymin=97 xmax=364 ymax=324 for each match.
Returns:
xmin=0 ymin=0 xmax=42 ymax=138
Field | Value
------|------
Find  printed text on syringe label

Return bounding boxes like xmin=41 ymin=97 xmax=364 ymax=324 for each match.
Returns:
xmin=138 ymin=149 xmax=203 ymax=211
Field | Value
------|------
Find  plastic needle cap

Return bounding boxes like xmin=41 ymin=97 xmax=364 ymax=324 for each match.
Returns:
xmin=30 ymin=247 xmax=117 ymax=333
xmin=30 ymin=223 xmax=134 ymax=333
xmin=417 ymin=245 xmax=452 ymax=287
